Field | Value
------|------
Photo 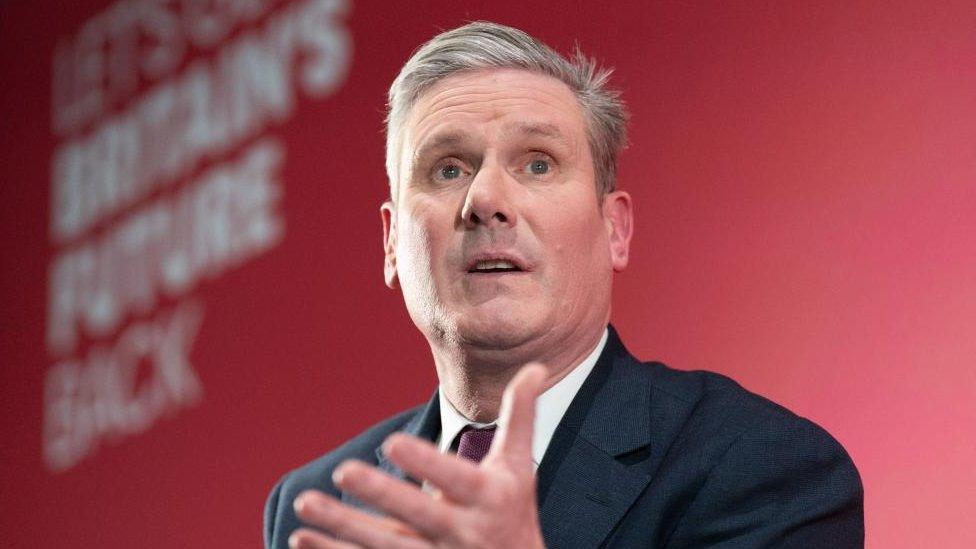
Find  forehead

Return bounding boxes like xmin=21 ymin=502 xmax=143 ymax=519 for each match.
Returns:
xmin=405 ymin=68 xmax=587 ymax=152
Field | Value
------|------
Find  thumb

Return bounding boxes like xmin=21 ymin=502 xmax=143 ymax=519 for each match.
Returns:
xmin=490 ymin=363 xmax=548 ymax=462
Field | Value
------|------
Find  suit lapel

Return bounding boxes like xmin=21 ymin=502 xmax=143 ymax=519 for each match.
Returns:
xmin=341 ymin=391 xmax=441 ymax=513
xmin=537 ymin=326 xmax=655 ymax=548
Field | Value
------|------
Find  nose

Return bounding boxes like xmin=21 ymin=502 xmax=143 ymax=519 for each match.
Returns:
xmin=461 ymin=162 xmax=517 ymax=229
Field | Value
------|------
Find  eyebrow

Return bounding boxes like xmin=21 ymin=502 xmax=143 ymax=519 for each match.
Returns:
xmin=507 ymin=122 xmax=576 ymax=154
xmin=411 ymin=122 xmax=573 ymax=167
xmin=412 ymin=132 xmax=469 ymax=164
xmin=417 ymin=132 xmax=469 ymax=155
xmin=508 ymin=122 xmax=567 ymax=141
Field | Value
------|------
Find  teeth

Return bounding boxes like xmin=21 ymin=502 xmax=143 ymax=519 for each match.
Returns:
xmin=474 ymin=259 xmax=517 ymax=270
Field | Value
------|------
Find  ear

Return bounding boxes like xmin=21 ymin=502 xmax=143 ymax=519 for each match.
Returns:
xmin=380 ymin=201 xmax=398 ymax=288
xmin=602 ymin=190 xmax=633 ymax=272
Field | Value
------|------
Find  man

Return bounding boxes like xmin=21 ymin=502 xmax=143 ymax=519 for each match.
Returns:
xmin=265 ymin=22 xmax=863 ymax=548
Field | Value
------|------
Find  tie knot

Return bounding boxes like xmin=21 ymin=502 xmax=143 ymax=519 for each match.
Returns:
xmin=455 ymin=425 xmax=496 ymax=463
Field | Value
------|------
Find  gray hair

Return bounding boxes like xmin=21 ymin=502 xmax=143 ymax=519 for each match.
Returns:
xmin=385 ymin=21 xmax=628 ymax=200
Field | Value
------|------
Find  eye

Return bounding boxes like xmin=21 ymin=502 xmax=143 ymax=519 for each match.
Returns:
xmin=433 ymin=160 xmax=469 ymax=182
xmin=526 ymin=159 xmax=550 ymax=175
xmin=440 ymin=164 xmax=462 ymax=179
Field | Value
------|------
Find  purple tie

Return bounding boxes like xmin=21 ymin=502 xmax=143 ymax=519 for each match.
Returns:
xmin=455 ymin=425 xmax=496 ymax=463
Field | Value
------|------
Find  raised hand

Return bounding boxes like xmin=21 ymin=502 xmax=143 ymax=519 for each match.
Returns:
xmin=289 ymin=364 xmax=549 ymax=549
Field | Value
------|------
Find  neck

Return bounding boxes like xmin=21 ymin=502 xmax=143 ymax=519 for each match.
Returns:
xmin=430 ymin=323 xmax=607 ymax=422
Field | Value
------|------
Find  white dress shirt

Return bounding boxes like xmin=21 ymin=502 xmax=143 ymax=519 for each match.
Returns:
xmin=436 ymin=328 xmax=609 ymax=468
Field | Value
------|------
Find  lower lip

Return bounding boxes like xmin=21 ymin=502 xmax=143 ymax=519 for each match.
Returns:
xmin=466 ymin=270 xmax=527 ymax=277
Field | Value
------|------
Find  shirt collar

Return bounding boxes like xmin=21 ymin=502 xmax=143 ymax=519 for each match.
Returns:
xmin=437 ymin=328 xmax=609 ymax=466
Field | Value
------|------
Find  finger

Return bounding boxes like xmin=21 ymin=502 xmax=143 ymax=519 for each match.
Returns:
xmin=333 ymin=459 xmax=456 ymax=539
xmin=382 ymin=433 xmax=484 ymax=505
xmin=293 ymin=489 xmax=429 ymax=549
xmin=490 ymin=363 xmax=547 ymax=460
xmin=288 ymin=527 xmax=358 ymax=549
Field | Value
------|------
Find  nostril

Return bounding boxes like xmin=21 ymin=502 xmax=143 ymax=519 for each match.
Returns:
xmin=463 ymin=206 xmax=511 ymax=227
xmin=466 ymin=211 xmax=508 ymax=225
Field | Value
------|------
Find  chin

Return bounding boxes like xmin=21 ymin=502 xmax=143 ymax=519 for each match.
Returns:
xmin=453 ymin=312 xmax=541 ymax=351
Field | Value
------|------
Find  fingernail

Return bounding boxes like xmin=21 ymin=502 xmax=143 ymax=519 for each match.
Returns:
xmin=293 ymin=493 xmax=307 ymax=513
xmin=332 ymin=466 xmax=345 ymax=485
xmin=381 ymin=435 xmax=399 ymax=456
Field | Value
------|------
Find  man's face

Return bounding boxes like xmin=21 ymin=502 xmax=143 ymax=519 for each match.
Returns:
xmin=382 ymin=68 xmax=632 ymax=355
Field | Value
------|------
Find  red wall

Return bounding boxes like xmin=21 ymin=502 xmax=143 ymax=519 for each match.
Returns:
xmin=2 ymin=1 xmax=973 ymax=547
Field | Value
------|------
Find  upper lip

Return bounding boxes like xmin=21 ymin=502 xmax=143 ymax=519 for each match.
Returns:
xmin=465 ymin=251 xmax=530 ymax=272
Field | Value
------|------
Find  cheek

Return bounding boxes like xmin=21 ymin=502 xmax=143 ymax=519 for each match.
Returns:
xmin=545 ymin=210 xmax=610 ymax=287
xmin=393 ymin=214 xmax=441 ymax=321
xmin=397 ymin=200 xmax=453 ymax=277
xmin=397 ymin=219 xmax=433 ymax=275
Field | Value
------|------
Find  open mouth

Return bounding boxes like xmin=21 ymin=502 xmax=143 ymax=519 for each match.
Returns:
xmin=468 ymin=259 xmax=523 ymax=274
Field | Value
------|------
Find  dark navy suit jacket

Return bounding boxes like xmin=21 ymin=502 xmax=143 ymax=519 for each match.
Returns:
xmin=265 ymin=327 xmax=864 ymax=548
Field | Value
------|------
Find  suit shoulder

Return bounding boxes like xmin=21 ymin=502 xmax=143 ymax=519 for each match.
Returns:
xmin=644 ymin=361 xmax=802 ymax=425
xmin=646 ymin=364 xmax=865 ymax=545
xmin=264 ymin=404 xmax=427 ymax=548
xmin=640 ymin=360 xmax=857 ymax=467
xmin=280 ymin=404 xmax=425 ymax=492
